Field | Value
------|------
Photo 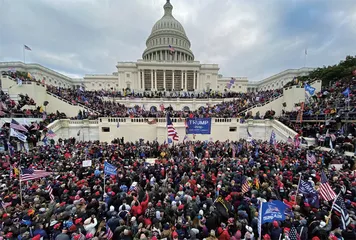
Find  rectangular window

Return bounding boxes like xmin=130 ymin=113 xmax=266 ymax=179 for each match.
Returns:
xmin=102 ymin=127 xmax=110 ymax=132
xmin=229 ymin=127 xmax=237 ymax=132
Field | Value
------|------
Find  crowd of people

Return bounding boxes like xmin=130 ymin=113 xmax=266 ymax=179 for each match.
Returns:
xmin=0 ymin=90 xmax=39 ymax=118
xmin=2 ymin=70 xmax=283 ymax=119
xmin=45 ymin=85 xmax=282 ymax=119
xmin=0 ymin=111 xmax=64 ymax=151
xmin=279 ymin=78 xmax=356 ymax=153
xmin=285 ymin=79 xmax=356 ymax=122
xmin=0 ymin=138 xmax=355 ymax=240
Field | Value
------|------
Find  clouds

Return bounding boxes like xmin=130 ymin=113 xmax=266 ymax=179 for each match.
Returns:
xmin=0 ymin=0 xmax=355 ymax=81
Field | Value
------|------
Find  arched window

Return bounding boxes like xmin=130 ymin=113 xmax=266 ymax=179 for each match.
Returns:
xmin=182 ymin=106 xmax=190 ymax=112
xmin=150 ymin=106 xmax=157 ymax=112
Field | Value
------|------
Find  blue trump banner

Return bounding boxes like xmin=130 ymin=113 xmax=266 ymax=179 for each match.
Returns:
xmin=104 ymin=161 xmax=117 ymax=176
xmin=298 ymin=179 xmax=319 ymax=208
xmin=260 ymin=200 xmax=287 ymax=224
xmin=186 ymin=118 xmax=211 ymax=134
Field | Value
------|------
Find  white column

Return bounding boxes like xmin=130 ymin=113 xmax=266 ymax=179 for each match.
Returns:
xmin=185 ymin=70 xmax=188 ymax=91
xmin=165 ymin=51 xmax=168 ymax=61
xmin=154 ymin=70 xmax=157 ymax=90
xmin=181 ymin=70 xmax=184 ymax=90
xmin=138 ymin=70 xmax=142 ymax=89
xmin=163 ymin=70 xmax=166 ymax=90
xmin=172 ymin=70 xmax=175 ymax=91
xmin=193 ymin=71 xmax=196 ymax=90
xmin=142 ymin=70 xmax=145 ymax=90
xmin=196 ymin=72 xmax=199 ymax=91
xmin=151 ymin=70 xmax=153 ymax=90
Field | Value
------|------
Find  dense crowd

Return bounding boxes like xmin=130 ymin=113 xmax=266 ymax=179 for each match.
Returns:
xmin=285 ymin=79 xmax=356 ymax=121
xmin=46 ymin=85 xmax=282 ymax=118
xmin=0 ymin=112 xmax=64 ymax=150
xmin=0 ymin=90 xmax=39 ymax=118
xmin=279 ymin=78 xmax=356 ymax=153
xmin=0 ymin=138 xmax=356 ymax=240
xmin=2 ymin=70 xmax=283 ymax=118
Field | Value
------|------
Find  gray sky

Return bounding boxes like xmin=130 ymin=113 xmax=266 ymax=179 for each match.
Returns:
xmin=0 ymin=0 xmax=355 ymax=81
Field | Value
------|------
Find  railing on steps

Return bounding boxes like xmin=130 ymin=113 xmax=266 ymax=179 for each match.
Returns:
xmin=46 ymin=92 xmax=100 ymax=115
xmin=238 ymin=94 xmax=283 ymax=115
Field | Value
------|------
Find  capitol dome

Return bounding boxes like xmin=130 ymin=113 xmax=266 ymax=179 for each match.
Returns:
xmin=142 ymin=0 xmax=194 ymax=62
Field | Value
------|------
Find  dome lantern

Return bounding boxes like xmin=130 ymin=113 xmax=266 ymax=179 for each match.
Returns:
xmin=163 ymin=0 xmax=173 ymax=16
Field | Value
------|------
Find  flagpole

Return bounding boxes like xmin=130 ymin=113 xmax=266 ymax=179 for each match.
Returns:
xmin=304 ymin=48 xmax=307 ymax=67
xmin=23 ymin=45 xmax=26 ymax=64
xmin=326 ymin=191 xmax=341 ymax=224
xmin=19 ymin=174 xmax=23 ymax=206
xmin=295 ymin=173 xmax=302 ymax=203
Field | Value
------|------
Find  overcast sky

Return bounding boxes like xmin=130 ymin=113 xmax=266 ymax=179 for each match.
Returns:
xmin=0 ymin=0 xmax=355 ymax=81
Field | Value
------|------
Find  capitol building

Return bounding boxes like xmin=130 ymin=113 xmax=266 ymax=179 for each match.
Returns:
xmin=0 ymin=0 xmax=313 ymax=93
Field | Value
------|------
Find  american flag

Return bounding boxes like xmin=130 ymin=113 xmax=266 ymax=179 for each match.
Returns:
xmin=24 ymin=44 xmax=32 ymax=51
xmin=319 ymin=171 xmax=336 ymax=201
xmin=106 ymin=224 xmax=114 ymax=239
xmin=167 ymin=114 xmax=179 ymax=141
xmin=10 ymin=119 xmax=28 ymax=132
xmin=242 ymin=179 xmax=251 ymax=194
xmin=1 ymin=200 xmax=11 ymax=210
xmin=289 ymin=225 xmax=300 ymax=240
xmin=20 ymin=168 xmax=52 ymax=182
xmin=46 ymin=185 xmax=55 ymax=202
xmin=46 ymin=129 xmax=56 ymax=138
xmin=168 ymin=45 xmax=175 ymax=54
xmin=306 ymin=153 xmax=316 ymax=164
xmin=332 ymin=194 xmax=351 ymax=230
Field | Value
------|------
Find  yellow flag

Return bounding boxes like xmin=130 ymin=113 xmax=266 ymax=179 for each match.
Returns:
xmin=39 ymin=106 xmax=44 ymax=113
xmin=14 ymin=167 xmax=20 ymax=176
xmin=27 ymin=72 xmax=32 ymax=79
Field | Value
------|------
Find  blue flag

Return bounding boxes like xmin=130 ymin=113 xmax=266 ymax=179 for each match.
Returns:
xmin=260 ymin=200 xmax=288 ymax=224
xmin=298 ymin=179 xmax=319 ymax=208
xmin=304 ymin=84 xmax=316 ymax=96
xmin=104 ymin=162 xmax=117 ymax=176
xmin=342 ymin=87 xmax=350 ymax=97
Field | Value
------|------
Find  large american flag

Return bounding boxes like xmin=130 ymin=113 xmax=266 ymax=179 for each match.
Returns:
xmin=106 ymin=224 xmax=114 ymax=239
xmin=319 ymin=171 xmax=336 ymax=201
xmin=166 ymin=114 xmax=179 ymax=141
xmin=10 ymin=119 xmax=28 ymax=132
xmin=20 ymin=168 xmax=52 ymax=182
xmin=332 ymin=194 xmax=351 ymax=230
xmin=46 ymin=185 xmax=55 ymax=202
